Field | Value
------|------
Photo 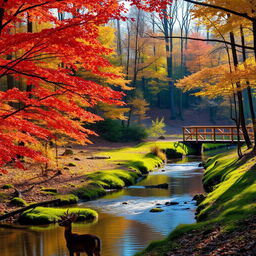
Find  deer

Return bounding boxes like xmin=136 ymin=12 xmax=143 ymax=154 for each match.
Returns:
xmin=59 ymin=210 xmax=101 ymax=256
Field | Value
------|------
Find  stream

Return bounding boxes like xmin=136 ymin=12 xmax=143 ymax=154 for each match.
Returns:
xmin=0 ymin=157 xmax=205 ymax=256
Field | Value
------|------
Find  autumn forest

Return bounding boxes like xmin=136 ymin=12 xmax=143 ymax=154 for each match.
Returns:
xmin=1 ymin=1 xmax=256 ymax=256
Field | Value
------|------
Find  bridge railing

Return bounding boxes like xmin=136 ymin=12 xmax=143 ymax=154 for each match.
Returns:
xmin=183 ymin=126 xmax=254 ymax=142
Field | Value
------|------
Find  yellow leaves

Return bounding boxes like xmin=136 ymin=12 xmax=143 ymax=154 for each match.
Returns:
xmin=176 ymin=57 xmax=256 ymax=99
xmin=176 ymin=65 xmax=233 ymax=98
xmin=98 ymin=102 xmax=130 ymax=120
xmin=128 ymin=97 xmax=149 ymax=121
xmin=98 ymin=26 xmax=116 ymax=49
xmin=102 ymin=65 xmax=132 ymax=90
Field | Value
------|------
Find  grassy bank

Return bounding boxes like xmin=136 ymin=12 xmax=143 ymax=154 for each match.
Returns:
xmin=71 ymin=141 xmax=194 ymax=201
xmin=0 ymin=141 xmax=193 ymax=224
xmin=202 ymin=143 xmax=231 ymax=151
xmin=136 ymin=148 xmax=256 ymax=255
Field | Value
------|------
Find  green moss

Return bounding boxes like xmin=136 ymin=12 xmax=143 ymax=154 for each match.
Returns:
xmin=73 ymin=182 xmax=106 ymax=200
xmin=19 ymin=207 xmax=97 ymax=225
xmin=197 ymin=149 xmax=256 ymax=222
xmin=86 ymin=169 xmax=139 ymax=189
xmin=10 ymin=197 xmax=27 ymax=207
xmin=137 ymin=147 xmax=256 ymax=255
xmin=56 ymin=194 xmax=79 ymax=205
xmin=149 ymin=208 xmax=164 ymax=212
xmin=2 ymin=184 xmax=13 ymax=189
xmin=202 ymin=143 xmax=231 ymax=151
xmin=127 ymin=154 xmax=163 ymax=174
xmin=41 ymin=188 xmax=58 ymax=193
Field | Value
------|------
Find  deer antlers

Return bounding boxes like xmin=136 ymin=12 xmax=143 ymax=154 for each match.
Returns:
xmin=60 ymin=209 xmax=80 ymax=222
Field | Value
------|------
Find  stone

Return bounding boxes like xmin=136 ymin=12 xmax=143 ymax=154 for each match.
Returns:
xmin=62 ymin=149 xmax=74 ymax=156
xmin=150 ymin=208 xmax=164 ymax=212
xmin=165 ymin=201 xmax=179 ymax=206
xmin=165 ymin=148 xmax=183 ymax=159
xmin=192 ymin=194 xmax=206 ymax=205
xmin=144 ymin=183 xmax=169 ymax=189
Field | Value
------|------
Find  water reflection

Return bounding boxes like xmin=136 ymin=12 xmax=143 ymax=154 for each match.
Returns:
xmin=0 ymin=160 xmax=204 ymax=256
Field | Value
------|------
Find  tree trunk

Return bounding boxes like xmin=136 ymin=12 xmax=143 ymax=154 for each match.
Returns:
xmin=163 ymin=13 xmax=176 ymax=119
xmin=240 ymin=25 xmax=256 ymax=150
xmin=229 ymin=31 xmax=252 ymax=149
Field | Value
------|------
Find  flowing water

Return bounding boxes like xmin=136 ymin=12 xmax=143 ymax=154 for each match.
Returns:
xmin=0 ymin=158 xmax=205 ymax=256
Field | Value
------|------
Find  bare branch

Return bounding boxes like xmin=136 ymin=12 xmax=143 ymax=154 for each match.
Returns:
xmin=147 ymin=34 xmax=255 ymax=50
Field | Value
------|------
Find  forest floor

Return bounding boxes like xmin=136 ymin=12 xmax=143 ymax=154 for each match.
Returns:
xmin=0 ymin=138 xmax=139 ymax=216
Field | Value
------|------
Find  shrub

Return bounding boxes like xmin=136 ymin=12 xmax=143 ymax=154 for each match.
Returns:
xmin=150 ymin=145 xmax=166 ymax=161
xmin=87 ymin=119 xmax=147 ymax=142
xmin=147 ymin=118 xmax=166 ymax=138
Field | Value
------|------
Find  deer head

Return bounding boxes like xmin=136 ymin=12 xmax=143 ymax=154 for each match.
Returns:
xmin=59 ymin=210 xmax=79 ymax=227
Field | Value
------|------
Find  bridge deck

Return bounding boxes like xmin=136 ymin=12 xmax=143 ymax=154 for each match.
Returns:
xmin=183 ymin=125 xmax=254 ymax=143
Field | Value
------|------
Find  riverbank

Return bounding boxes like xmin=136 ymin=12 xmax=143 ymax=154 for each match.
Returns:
xmin=0 ymin=139 xmax=193 ymax=223
xmin=136 ymin=148 xmax=256 ymax=255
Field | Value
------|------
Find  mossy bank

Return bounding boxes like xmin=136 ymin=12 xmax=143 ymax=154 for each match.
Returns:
xmin=0 ymin=141 xmax=193 ymax=224
xmin=19 ymin=207 xmax=97 ymax=225
xmin=70 ymin=141 xmax=194 ymax=201
xmin=136 ymin=148 xmax=256 ymax=255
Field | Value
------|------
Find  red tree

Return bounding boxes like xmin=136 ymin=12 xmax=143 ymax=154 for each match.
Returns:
xmin=0 ymin=0 xmax=171 ymax=173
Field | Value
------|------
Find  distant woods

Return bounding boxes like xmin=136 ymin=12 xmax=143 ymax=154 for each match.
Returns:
xmin=112 ymin=0 xmax=256 ymax=155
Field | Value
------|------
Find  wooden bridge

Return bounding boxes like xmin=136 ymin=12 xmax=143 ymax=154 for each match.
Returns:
xmin=182 ymin=125 xmax=254 ymax=143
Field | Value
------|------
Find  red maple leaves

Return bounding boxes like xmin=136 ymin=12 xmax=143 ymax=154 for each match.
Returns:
xmin=0 ymin=0 xmax=171 ymax=173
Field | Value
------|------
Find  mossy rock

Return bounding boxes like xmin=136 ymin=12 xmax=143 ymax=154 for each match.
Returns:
xmin=165 ymin=149 xmax=183 ymax=159
xmin=56 ymin=194 xmax=79 ymax=205
xmin=150 ymin=208 xmax=164 ymax=213
xmin=192 ymin=194 xmax=206 ymax=206
xmin=41 ymin=188 xmax=58 ymax=193
xmin=73 ymin=183 xmax=106 ymax=200
xmin=86 ymin=170 xmax=138 ymax=189
xmin=2 ymin=184 xmax=14 ymax=189
xmin=62 ymin=149 xmax=74 ymax=156
xmin=19 ymin=207 xmax=97 ymax=225
xmin=68 ymin=162 xmax=76 ymax=167
xmin=10 ymin=197 xmax=27 ymax=207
